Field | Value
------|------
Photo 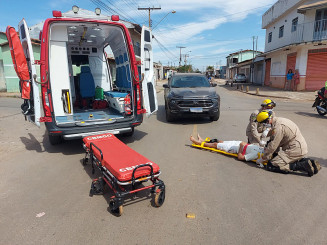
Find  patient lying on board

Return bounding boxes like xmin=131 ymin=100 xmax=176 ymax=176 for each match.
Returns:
xmin=190 ymin=134 xmax=264 ymax=163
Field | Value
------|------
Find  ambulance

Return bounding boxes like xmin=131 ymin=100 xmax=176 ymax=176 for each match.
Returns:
xmin=6 ymin=7 xmax=157 ymax=144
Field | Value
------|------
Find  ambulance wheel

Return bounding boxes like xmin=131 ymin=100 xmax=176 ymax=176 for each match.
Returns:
xmin=109 ymin=200 xmax=123 ymax=216
xmin=48 ymin=134 xmax=62 ymax=145
xmin=154 ymin=188 xmax=165 ymax=207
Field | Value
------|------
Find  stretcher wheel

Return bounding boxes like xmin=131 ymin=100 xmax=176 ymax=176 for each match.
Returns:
xmin=154 ymin=188 xmax=165 ymax=207
xmin=109 ymin=200 xmax=123 ymax=216
xmin=82 ymin=157 xmax=88 ymax=165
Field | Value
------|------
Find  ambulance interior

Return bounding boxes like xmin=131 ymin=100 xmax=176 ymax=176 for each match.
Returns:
xmin=49 ymin=22 xmax=134 ymax=126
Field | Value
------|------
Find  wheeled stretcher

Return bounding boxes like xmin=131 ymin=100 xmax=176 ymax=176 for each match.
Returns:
xmin=83 ymin=133 xmax=165 ymax=216
xmin=191 ymin=137 xmax=267 ymax=166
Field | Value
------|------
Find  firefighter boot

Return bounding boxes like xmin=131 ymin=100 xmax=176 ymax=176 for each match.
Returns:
xmin=309 ymin=158 xmax=321 ymax=174
xmin=265 ymin=161 xmax=289 ymax=174
xmin=290 ymin=159 xmax=314 ymax=177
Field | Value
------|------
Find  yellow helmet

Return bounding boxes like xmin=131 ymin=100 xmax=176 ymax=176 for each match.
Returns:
xmin=256 ymin=110 xmax=273 ymax=123
xmin=261 ymin=99 xmax=276 ymax=108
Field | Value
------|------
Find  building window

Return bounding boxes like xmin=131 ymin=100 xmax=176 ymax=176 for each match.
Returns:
xmin=268 ymin=32 xmax=272 ymax=43
xmin=291 ymin=17 xmax=298 ymax=32
xmin=279 ymin=25 xmax=284 ymax=38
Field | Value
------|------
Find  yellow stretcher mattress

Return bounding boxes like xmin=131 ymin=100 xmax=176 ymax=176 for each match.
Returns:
xmin=191 ymin=137 xmax=267 ymax=166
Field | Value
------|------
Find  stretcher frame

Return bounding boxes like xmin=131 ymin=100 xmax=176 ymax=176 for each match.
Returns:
xmin=83 ymin=141 xmax=165 ymax=216
xmin=191 ymin=137 xmax=267 ymax=166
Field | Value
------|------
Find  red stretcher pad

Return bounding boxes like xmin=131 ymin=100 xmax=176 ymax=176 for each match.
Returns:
xmin=83 ymin=133 xmax=160 ymax=182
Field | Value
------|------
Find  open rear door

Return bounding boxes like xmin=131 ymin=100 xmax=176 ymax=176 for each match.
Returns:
xmin=141 ymin=26 xmax=158 ymax=117
xmin=18 ymin=19 xmax=41 ymax=127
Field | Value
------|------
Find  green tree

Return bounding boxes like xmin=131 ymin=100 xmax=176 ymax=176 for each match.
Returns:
xmin=206 ymin=66 xmax=214 ymax=71
xmin=178 ymin=65 xmax=193 ymax=73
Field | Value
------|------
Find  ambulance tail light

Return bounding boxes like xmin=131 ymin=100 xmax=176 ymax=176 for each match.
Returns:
xmin=52 ymin=11 xmax=62 ymax=18
xmin=124 ymin=94 xmax=132 ymax=115
xmin=42 ymin=90 xmax=52 ymax=117
xmin=111 ymin=15 xmax=119 ymax=21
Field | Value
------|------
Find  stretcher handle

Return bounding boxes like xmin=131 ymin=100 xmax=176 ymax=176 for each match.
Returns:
xmin=90 ymin=142 xmax=103 ymax=161
xmin=131 ymin=164 xmax=154 ymax=184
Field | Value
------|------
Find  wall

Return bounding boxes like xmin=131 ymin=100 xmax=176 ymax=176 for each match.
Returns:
xmin=262 ymin=0 xmax=304 ymax=28
xmin=264 ymin=8 xmax=305 ymax=52
xmin=266 ymin=43 xmax=327 ymax=90
xmin=1 ymin=43 xmax=40 ymax=92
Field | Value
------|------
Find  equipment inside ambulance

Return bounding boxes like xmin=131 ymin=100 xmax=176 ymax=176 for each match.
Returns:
xmin=6 ymin=9 xmax=157 ymax=145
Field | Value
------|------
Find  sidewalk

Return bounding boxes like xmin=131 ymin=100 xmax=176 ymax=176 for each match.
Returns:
xmin=155 ymin=78 xmax=316 ymax=102
xmin=213 ymin=79 xmax=316 ymax=102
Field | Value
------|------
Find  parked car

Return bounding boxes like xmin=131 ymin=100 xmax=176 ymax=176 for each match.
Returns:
xmin=163 ymin=73 xmax=220 ymax=122
xmin=233 ymin=73 xmax=247 ymax=83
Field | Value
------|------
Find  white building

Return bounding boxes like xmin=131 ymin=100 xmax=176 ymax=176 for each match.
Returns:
xmin=262 ymin=0 xmax=327 ymax=91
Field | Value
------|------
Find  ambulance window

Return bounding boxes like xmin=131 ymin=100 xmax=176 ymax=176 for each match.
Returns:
xmin=71 ymin=55 xmax=89 ymax=76
xmin=144 ymin=30 xmax=150 ymax=42
xmin=20 ymin=25 xmax=26 ymax=39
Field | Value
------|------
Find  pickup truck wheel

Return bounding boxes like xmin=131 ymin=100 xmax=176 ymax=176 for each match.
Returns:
xmin=48 ymin=134 xmax=62 ymax=145
xmin=165 ymin=108 xmax=174 ymax=122
xmin=210 ymin=110 xmax=220 ymax=121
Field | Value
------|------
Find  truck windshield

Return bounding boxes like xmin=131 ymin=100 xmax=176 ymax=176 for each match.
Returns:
xmin=171 ymin=76 xmax=210 ymax=88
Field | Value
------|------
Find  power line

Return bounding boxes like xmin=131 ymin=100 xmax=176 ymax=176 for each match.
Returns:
xmin=138 ymin=6 xmax=161 ymax=28
xmin=153 ymin=4 xmax=272 ymax=33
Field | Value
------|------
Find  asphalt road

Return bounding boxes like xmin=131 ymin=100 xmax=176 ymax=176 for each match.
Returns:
xmin=0 ymin=85 xmax=326 ymax=245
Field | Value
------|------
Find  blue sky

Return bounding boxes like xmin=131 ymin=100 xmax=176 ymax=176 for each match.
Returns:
xmin=0 ymin=0 xmax=276 ymax=70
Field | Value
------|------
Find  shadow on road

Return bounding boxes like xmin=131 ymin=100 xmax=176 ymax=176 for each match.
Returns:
xmin=296 ymin=111 xmax=327 ymax=119
xmin=19 ymin=129 xmax=148 ymax=155
xmin=80 ymin=157 xmax=157 ymax=216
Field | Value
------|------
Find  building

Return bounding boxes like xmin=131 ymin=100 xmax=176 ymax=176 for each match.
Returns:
xmin=262 ymin=0 xmax=327 ymax=91
xmin=0 ymin=31 xmax=40 ymax=92
xmin=226 ymin=50 xmax=263 ymax=82
xmin=154 ymin=62 xmax=163 ymax=81
xmin=215 ymin=65 xmax=227 ymax=79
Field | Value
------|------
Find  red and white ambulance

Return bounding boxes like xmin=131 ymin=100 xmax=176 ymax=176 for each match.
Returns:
xmin=6 ymin=8 xmax=157 ymax=144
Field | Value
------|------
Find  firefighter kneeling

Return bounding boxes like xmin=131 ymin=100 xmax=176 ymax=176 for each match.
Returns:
xmin=256 ymin=110 xmax=321 ymax=176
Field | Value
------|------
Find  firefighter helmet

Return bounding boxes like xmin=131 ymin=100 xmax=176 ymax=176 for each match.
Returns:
xmin=261 ymin=99 xmax=276 ymax=108
xmin=256 ymin=110 xmax=273 ymax=123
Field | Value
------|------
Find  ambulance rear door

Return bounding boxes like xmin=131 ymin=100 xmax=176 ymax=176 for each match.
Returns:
xmin=141 ymin=26 xmax=158 ymax=117
xmin=18 ymin=19 xmax=41 ymax=127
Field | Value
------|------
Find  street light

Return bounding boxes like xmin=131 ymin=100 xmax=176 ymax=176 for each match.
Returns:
xmin=152 ymin=10 xmax=176 ymax=30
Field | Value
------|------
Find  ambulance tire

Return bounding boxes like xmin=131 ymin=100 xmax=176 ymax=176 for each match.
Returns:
xmin=48 ymin=134 xmax=62 ymax=145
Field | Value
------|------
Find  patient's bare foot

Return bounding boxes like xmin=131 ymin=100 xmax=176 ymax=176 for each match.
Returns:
xmin=190 ymin=135 xmax=201 ymax=145
xmin=197 ymin=133 xmax=205 ymax=142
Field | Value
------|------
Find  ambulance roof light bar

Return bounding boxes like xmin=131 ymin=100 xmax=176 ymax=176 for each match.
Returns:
xmin=52 ymin=11 xmax=62 ymax=18
xmin=111 ymin=15 xmax=119 ymax=21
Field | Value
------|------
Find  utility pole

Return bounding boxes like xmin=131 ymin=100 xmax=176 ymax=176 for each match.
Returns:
xmin=138 ymin=6 xmax=161 ymax=28
xmin=176 ymin=46 xmax=186 ymax=67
